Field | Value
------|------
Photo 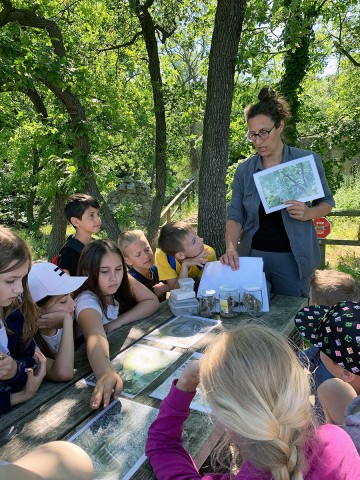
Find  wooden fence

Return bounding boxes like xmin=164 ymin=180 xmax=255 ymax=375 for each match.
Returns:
xmin=160 ymin=178 xmax=196 ymax=226
xmin=318 ymin=210 xmax=360 ymax=268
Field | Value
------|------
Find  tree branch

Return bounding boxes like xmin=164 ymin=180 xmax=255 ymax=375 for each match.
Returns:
xmin=334 ymin=41 xmax=360 ymax=67
xmin=98 ymin=31 xmax=143 ymax=52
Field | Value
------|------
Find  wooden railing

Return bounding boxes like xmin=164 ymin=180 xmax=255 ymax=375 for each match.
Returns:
xmin=160 ymin=178 xmax=196 ymax=226
xmin=318 ymin=210 xmax=360 ymax=268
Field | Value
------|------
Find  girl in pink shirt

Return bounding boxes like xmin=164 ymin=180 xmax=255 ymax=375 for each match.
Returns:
xmin=146 ymin=324 xmax=360 ymax=480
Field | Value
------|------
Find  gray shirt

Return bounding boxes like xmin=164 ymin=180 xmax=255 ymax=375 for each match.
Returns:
xmin=227 ymin=145 xmax=335 ymax=279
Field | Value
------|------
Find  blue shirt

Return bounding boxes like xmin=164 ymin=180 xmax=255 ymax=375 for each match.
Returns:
xmin=227 ymin=145 xmax=335 ymax=279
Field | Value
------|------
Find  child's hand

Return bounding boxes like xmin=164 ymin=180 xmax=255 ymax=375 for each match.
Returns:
xmin=38 ymin=311 xmax=72 ymax=330
xmin=152 ymin=282 xmax=170 ymax=298
xmin=183 ymin=248 xmax=209 ymax=268
xmin=176 ymin=360 xmax=200 ymax=393
xmin=91 ymin=370 xmax=123 ymax=409
xmin=0 ymin=352 xmax=17 ymax=380
xmin=23 ymin=350 xmax=47 ymax=399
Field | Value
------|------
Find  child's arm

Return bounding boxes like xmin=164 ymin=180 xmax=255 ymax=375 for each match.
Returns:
xmin=77 ymin=308 xmax=123 ymax=409
xmin=39 ymin=312 xmax=75 ymax=382
xmin=146 ymin=362 xmax=204 ymax=480
xmin=8 ymin=351 xmax=47 ymax=411
xmin=104 ymin=276 xmax=159 ymax=333
xmin=152 ymin=282 xmax=170 ymax=299
xmin=318 ymin=378 xmax=357 ymax=425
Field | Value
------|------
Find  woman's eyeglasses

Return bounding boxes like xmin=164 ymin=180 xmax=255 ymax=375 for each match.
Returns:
xmin=246 ymin=124 xmax=276 ymax=142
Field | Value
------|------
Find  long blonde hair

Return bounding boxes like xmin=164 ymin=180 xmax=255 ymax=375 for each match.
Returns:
xmin=0 ymin=226 xmax=37 ymax=343
xmin=200 ymin=324 xmax=315 ymax=480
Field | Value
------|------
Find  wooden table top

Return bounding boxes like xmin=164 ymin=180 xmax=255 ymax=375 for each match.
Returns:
xmin=0 ymin=294 xmax=307 ymax=478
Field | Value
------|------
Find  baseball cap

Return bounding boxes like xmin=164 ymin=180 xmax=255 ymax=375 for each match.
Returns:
xmin=295 ymin=301 xmax=360 ymax=375
xmin=28 ymin=262 xmax=87 ymax=302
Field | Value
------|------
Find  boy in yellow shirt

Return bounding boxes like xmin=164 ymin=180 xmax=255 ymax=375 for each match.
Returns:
xmin=155 ymin=221 xmax=216 ymax=291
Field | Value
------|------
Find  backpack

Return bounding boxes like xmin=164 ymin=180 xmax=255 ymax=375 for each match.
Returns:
xmin=52 ymin=237 xmax=84 ymax=266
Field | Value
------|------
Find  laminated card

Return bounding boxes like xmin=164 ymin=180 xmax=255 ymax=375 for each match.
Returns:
xmin=68 ymin=397 xmax=158 ymax=480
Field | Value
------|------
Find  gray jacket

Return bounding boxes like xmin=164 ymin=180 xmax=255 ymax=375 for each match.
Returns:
xmin=227 ymin=145 xmax=335 ymax=279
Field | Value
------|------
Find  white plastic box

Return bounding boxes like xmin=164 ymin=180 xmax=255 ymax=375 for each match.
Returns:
xmin=170 ymin=289 xmax=195 ymax=301
xmin=178 ymin=278 xmax=195 ymax=292
xmin=169 ymin=296 xmax=199 ymax=316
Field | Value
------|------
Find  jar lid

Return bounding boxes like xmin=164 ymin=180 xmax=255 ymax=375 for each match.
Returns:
xmin=220 ymin=285 xmax=238 ymax=292
xmin=244 ymin=286 xmax=261 ymax=291
xmin=200 ymin=289 xmax=216 ymax=296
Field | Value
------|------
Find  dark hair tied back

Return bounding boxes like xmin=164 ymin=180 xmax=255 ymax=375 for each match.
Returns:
xmin=244 ymin=86 xmax=291 ymax=128
xmin=258 ymin=86 xmax=277 ymax=103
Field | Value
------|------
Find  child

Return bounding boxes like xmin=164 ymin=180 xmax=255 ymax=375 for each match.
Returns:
xmin=75 ymin=239 xmax=159 ymax=409
xmin=1 ymin=441 xmax=93 ymax=480
xmin=296 ymin=301 xmax=360 ymax=453
xmin=155 ymin=221 xmax=216 ymax=290
xmin=309 ymin=269 xmax=360 ymax=306
xmin=118 ymin=229 xmax=170 ymax=301
xmin=28 ymin=262 xmax=87 ymax=382
xmin=146 ymin=324 xmax=360 ymax=479
xmin=57 ymin=193 xmax=101 ymax=276
xmin=299 ymin=269 xmax=360 ymax=388
xmin=0 ymin=226 xmax=47 ymax=414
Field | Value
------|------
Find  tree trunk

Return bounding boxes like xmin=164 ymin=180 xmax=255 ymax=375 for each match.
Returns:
xmin=134 ymin=1 xmax=167 ymax=246
xmin=277 ymin=1 xmax=319 ymax=145
xmin=198 ymin=0 xmax=247 ymax=257
xmin=47 ymin=194 xmax=68 ymax=261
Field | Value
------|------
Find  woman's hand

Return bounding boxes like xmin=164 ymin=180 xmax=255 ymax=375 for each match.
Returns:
xmin=285 ymin=200 xmax=311 ymax=221
xmin=176 ymin=360 xmax=200 ymax=393
xmin=91 ymin=370 xmax=123 ymax=409
xmin=0 ymin=352 xmax=18 ymax=380
xmin=219 ymin=250 xmax=240 ymax=270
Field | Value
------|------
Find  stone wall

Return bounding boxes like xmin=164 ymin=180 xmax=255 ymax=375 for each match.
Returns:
xmin=107 ymin=177 xmax=151 ymax=230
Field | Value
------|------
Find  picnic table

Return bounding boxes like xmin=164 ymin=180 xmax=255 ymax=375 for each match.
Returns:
xmin=0 ymin=294 xmax=307 ymax=479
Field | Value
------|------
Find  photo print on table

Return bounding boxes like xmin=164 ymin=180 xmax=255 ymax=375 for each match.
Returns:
xmin=150 ymin=352 xmax=211 ymax=413
xmin=67 ymin=397 xmax=158 ymax=480
xmin=83 ymin=343 xmax=181 ymax=398
xmin=144 ymin=315 xmax=220 ymax=348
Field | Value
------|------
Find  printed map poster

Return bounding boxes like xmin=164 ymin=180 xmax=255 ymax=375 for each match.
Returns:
xmin=67 ymin=397 xmax=158 ymax=480
xmin=84 ymin=344 xmax=181 ymax=398
xmin=144 ymin=316 xmax=220 ymax=348
xmin=253 ymin=155 xmax=324 ymax=214
xmin=150 ymin=352 xmax=211 ymax=413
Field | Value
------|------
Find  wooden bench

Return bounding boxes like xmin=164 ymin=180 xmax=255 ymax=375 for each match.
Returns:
xmin=0 ymin=295 xmax=307 ymax=478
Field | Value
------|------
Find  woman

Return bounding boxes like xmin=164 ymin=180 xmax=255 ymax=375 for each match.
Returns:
xmin=220 ymin=87 xmax=335 ymax=297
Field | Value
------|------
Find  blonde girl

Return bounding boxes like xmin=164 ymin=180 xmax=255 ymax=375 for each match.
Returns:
xmin=146 ymin=324 xmax=360 ymax=479
xmin=75 ymin=239 xmax=159 ymax=410
xmin=0 ymin=226 xmax=46 ymax=414
xmin=118 ymin=230 xmax=169 ymax=301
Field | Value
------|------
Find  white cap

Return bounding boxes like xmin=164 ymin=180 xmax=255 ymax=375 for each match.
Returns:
xmin=28 ymin=262 xmax=87 ymax=302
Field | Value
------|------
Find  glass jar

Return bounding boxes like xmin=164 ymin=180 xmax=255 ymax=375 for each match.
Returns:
xmin=198 ymin=289 xmax=216 ymax=318
xmin=219 ymin=286 xmax=239 ymax=319
xmin=243 ymin=287 xmax=263 ymax=317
